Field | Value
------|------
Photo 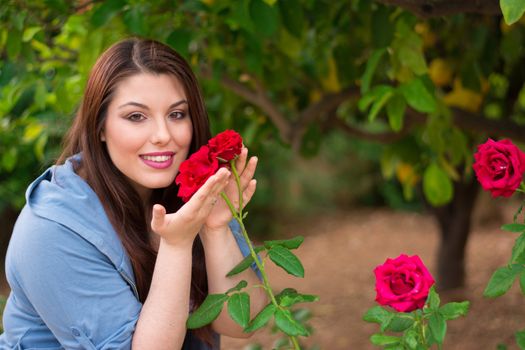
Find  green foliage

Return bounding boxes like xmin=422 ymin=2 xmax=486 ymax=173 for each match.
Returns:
xmin=2 ymin=0 xmax=523 ymax=218
xmin=227 ymin=292 xmax=251 ymax=328
xmin=186 ymin=293 xmax=229 ymax=329
xmin=484 ymin=264 xmax=524 ymax=298
xmin=501 ymin=0 xmax=525 ymax=25
xmin=364 ymin=286 xmax=470 ymax=349
xmin=268 ymin=245 xmax=305 ymax=278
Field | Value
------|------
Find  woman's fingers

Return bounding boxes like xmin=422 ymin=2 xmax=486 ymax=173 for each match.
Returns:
xmin=239 ymin=156 xmax=258 ymax=190
xmin=188 ymin=167 xmax=230 ymax=210
xmin=151 ymin=204 xmax=166 ymax=233
xmin=235 ymin=148 xmax=248 ymax=174
xmin=241 ymin=179 xmax=257 ymax=208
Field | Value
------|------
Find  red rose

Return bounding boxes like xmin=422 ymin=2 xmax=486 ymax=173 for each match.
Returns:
xmin=374 ymin=254 xmax=435 ymax=313
xmin=473 ymin=138 xmax=525 ymax=198
xmin=208 ymin=129 xmax=243 ymax=162
xmin=175 ymin=145 xmax=218 ymax=202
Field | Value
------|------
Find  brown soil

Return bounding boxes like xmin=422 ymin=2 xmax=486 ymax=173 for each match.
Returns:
xmin=222 ymin=200 xmax=525 ymax=350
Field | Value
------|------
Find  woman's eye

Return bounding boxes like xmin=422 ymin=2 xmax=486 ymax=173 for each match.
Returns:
xmin=127 ymin=113 xmax=145 ymax=122
xmin=169 ymin=111 xmax=186 ymax=119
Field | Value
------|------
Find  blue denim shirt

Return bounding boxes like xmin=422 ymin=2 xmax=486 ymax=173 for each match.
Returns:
xmin=0 ymin=156 xmax=254 ymax=349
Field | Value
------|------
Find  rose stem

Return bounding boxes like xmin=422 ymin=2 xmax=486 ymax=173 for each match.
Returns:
xmin=219 ymin=161 xmax=301 ymax=350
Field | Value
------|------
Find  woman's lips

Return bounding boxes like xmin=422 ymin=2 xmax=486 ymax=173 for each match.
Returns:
xmin=140 ymin=152 xmax=175 ymax=169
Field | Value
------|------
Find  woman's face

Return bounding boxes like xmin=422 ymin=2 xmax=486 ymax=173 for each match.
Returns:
xmin=102 ymin=72 xmax=193 ymax=200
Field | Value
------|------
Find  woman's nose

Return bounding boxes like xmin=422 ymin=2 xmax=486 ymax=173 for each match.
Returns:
xmin=150 ymin=119 xmax=170 ymax=145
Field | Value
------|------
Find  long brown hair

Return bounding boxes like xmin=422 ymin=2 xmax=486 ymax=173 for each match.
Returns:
xmin=57 ymin=38 xmax=213 ymax=343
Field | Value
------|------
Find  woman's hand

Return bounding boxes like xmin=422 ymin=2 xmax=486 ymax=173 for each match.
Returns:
xmin=204 ymin=147 xmax=258 ymax=231
xmin=150 ymin=167 xmax=231 ymax=248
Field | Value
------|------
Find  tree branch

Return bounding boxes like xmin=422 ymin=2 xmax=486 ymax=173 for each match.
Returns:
xmin=200 ymin=67 xmax=292 ymax=142
xmin=331 ymin=113 xmax=419 ymax=144
xmin=449 ymin=109 xmax=525 ymax=143
xmin=375 ymin=0 xmax=501 ymax=18
xmin=292 ymin=87 xmax=360 ymax=149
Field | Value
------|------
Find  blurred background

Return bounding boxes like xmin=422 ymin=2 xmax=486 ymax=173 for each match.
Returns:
xmin=1 ymin=0 xmax=525 ymax=348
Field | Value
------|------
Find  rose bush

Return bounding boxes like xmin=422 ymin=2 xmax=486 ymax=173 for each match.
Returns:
xmin=374 ymin=254 xmax=435 ymax=312
xmin=475 ymin=139 xmax=525 ymax=349
xmin=365 ymin=254 xmax=469 ymax=349
xmin=473 ymin=138 xmax=525 ymax=198
xmin=177 ymin=130 xmax=317 ymax=350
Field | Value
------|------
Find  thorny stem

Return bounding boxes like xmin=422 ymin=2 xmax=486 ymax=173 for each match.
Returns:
xmin=220 ymin=161 xmax=301 ymax=350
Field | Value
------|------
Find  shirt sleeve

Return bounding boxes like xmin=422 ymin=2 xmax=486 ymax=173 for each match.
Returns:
xmin=7 ymin=216 xmax=142 ymax=350
xmin=228 ymin=219 xmax=261 ymax=279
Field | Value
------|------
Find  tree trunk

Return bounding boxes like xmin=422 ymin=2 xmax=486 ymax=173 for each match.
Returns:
xmin=0 ymin=206 xmax=18 ymax=293
xmin=430 ymin=176 xmax=480 ymax=290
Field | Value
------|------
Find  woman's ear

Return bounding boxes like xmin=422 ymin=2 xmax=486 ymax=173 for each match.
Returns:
xmin=100 ymin=130 xmax=106 ymax=142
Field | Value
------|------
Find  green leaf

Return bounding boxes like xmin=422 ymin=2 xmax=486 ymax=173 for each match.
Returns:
xmin=502 ymin=223 xmax=525 ymax=233
xmin=400 ymin=77 xmax=437 ymax=113
xmin=278 ymin=0 xmax=304 ymax=38
xmin=228 ymin=292 xmax=250 ymax=328
xmin=225 ymin=280 xmax=248 ymax=295
xmin=274 ymin=308 xmax=309 ymax=336
xmin=244 ymin=303 xmax=276 ymax=333
xmin=516 ymin=329 xmax=525 ymax=349
xmin=426 ymin=285 xmax=440 ymax=310
xmin=90 ymin=0 xmax=127 ymax=28
xmin=387 ymin=314 xmax=414 ymax=332
xmin=361 ymin=49 xmax=386 ymax=94
xmin=279 ymin=294 xmax=319 ymax=307
xmin=439 ymin=301 xmax=470 ymax=320
xmin=520 ymin=271 xmax=525 ymax=295
xmin=264 ymin=236 xmax=304 ymax=250
xmin=187 ymin=294 xmax=228 ymax=329
xmin=500 ymin=0 xmax=525 ymax=25
xmin=268 ymin=246 xmax=305 ymax=277
xmin=386 ymin=93 xmax=406 ymax=132
xmin=484 ymin=265 xmax=524 ymax=298
xmin=428 ymin=312 xmax=446 ymax=344
xmin=369 ymin=88 xmax=394 ymax=122
xmin=226 ymin=246 xmax=265 ymax=277
xmin=422 ymin=162 xmax=453 ymax=206
xmin=511 ymin=233 xmax=525 ymax=263
xmin=250 ymin=0 xmax=279 ymax=37
xmin=370 ymin=334 xmax=400 ymax=346
xmin=403 ymin=329 xmax=419 ymax=349
xmin=22 ymin=122 xmax=44 ymax=142
xmin=363 ymin=306 xmax=392 ymax=324
xmin=398 ymin=45 xmax=427 ymax=75
xmin=22 ymin=27 xmax=41 ymax=42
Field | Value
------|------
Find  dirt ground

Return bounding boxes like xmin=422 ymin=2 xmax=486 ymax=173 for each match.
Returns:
xmin=222 ymin=197 xmax=525 ymax=350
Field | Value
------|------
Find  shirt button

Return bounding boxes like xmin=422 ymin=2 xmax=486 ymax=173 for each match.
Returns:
xmin=72 ymin=328 xmax=81 ymax=337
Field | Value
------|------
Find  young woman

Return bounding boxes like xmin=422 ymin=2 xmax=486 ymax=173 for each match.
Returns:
xmin=0 ymin=38 xmax=267 ymax=349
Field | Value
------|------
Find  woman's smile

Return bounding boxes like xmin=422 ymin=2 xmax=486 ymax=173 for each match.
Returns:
xmin=140 ymin=152 xmax=175 ymax=169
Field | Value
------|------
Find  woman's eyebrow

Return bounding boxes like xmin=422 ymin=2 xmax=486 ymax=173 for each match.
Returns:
xmin=118 ymin=100 xmax=188 ymax=110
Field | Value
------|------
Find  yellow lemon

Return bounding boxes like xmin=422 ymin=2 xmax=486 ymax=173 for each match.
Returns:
xmin=415 ymin=22 xmax=436 ymax=48
xmin=396 ymin=162 xmax=419 ymax=187
xmin=429 ymin=58 xmax=453 ymax=87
